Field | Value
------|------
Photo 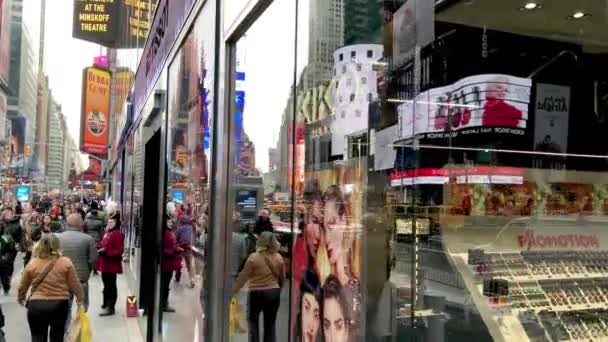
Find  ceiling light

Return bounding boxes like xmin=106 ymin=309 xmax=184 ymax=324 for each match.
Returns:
xmin=572 ymin=11 xmax=586 ymax=19
xmin=524 ymin=2 xmax=538 ymax=10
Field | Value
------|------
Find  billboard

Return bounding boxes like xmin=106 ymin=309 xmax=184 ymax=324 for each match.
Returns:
xmin=15 ymin=185 xmax=31 ymax=202
xmin=80 ymin=67 xmax=111 ymax=157
xmin=0 ymin=0 xmax=10 ymax=85
xmin=397 ymin=74 xmax=532 ymax=141
xmin=534 ymin=83 xmax=570 ymax=154
xmin=72 ymin=0 xmax=154 ymax=48
xmin=73 ymin=0 xmax=119 ymax=45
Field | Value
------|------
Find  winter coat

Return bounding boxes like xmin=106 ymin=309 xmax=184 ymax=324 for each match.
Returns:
xmin=84 ymin=212 xmax=105 ymax=243
xmin=254 ymin=218 xmax=273 ymax=235
xmin=3 ymin=219 xmax=22 ymax=245
xmin=58 ymin=230 xmax=97 ymax=282
xmin=162 ymin=229 xmax=181 ymax=272
xmin=0 ymin=234 xmax=16 ymax=267
xmin=96 ymin=228 xmax=124 ymax=274
xmin=175 ymin=215 xmax=194 ymax=246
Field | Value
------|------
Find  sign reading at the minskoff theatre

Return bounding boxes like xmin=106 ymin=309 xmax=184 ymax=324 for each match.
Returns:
xmin=73 ymin=0 xmax=154 ymax=48
xmin=73 ymin=0 xmax=118 ymax=45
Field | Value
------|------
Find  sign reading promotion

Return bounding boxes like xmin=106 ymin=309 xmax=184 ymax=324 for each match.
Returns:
xmin=81 ymin=67 xmax=111 ymax=158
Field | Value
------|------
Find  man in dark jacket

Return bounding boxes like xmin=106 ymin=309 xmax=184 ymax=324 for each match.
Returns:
xmin=2 ymin=209 xmax=21 ymax=248
xmin=58 ymin=214 xmax=97 ymax=332
xmin=84 ymin=202 xmax=105 ymax=244
xmin=0 ymin=227 xmax=16 ymax=295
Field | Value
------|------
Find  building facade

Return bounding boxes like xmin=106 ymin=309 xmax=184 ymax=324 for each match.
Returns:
xmin=7 ymin=0 xmax=39 ymax=176
xmin=110 ymin=1 xmax=608 ymax=342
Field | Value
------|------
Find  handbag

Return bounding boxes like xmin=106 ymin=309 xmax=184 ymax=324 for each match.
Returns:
xmin=25 ymin=259 xmax=58 ymax=307
xmin=263 ymin=255 xmax=283 ymax=288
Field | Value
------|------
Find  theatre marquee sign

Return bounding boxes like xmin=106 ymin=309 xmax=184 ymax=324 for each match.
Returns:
xmin=73 ymin=0 xmax=154 ymax=48
xmin=73 ymin=0 xmax=118 ymax=45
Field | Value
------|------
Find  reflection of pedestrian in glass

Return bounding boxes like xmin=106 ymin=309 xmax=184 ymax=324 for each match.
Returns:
xmin=297 ymin=270 xmax=321 ymax=342
xmin=161 ymin=215 xmax=181 ymax=313
xmin=233 ymin=231 xmax=285 ymax=342
xmin=175 ymin=207 xmax=196 ymax=288
xmin=254 ymin=209 xmax=274 ymax=235
xmin=322 ymin=275 xmax=351 ymax=342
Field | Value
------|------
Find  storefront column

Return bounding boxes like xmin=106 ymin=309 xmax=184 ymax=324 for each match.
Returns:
xmin=205 ymin=0 xmax=233 ymax=340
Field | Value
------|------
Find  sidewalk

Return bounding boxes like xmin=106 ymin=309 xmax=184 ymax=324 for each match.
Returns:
xmin=0 ymin=254 xmax=143 ymax=342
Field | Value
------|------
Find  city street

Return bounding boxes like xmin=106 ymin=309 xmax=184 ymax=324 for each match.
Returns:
xmin=0 ymin=254 xmax=142 ymax=342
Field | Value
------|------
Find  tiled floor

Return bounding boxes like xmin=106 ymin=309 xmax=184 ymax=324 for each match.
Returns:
xmin=0 ymin=254 xmax=143 ymax=342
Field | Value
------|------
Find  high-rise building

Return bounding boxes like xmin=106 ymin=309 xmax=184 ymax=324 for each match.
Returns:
xmin=7 ymin=0 xmax=40 ymax=176
xmin=303 ymin=0 xmax=344 ymax=90
xmin=343 ymin=0 xmax=383 ymax=45
xmin=0 ymin=0 xmax=12 ymax=151
xmin=46 ymin=102 xmax=64 ymax=190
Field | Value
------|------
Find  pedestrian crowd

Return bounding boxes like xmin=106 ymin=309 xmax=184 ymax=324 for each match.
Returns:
xmin=0 ymin=196 xmax=124 ymax=342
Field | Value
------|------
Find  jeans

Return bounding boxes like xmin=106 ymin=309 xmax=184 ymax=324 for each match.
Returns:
xmin=27 ymin=299 xmax=69 ymax=342
xmin=101 ymin=273 xmax=118 ymax=309
xmin=160 ymin=271 xmax=173 ymax=308
xmin=65 ymin=281 xmax=89 ymax=334
xmin=248 ymin=288 xmax=281 ymax=342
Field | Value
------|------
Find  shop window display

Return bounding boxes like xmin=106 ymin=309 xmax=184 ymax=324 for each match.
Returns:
xmin=221 ymin=0 xmax=608 ymax=341
xmin=162 ymin=3 xmax=215 ymax=341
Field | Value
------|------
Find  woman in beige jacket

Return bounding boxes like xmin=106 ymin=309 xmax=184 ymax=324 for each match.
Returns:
xmin=233 ymin=231 xmax=285 ymax=342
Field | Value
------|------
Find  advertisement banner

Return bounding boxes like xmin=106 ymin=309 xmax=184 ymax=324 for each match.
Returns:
xmin=392 ymin=0 xmax=434 ymax=68
xmin=80 ymin=67 xmax=111 ymax=157
xmin=374 ymin=124 xmax=398 ymax=171
xmin=533 ymin=83 xmax=570 ymax=154
xmin=113 ymin=68 xmax=134 ymax=149
xmin=397 ymin=74 xmax=532 ymax=141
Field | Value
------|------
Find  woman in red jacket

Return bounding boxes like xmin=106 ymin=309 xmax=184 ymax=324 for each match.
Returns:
xmin=161 ymin=217 xmax=182 ymax=313
xmin=97 ymin=213 xmax=125 ymax=317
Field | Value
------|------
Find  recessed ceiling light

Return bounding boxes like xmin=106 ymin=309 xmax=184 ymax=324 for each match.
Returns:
xmin=572 ymin=11 xmax=586 ymax=19
xmin=524 ymin=2 xmax=538 ymax=10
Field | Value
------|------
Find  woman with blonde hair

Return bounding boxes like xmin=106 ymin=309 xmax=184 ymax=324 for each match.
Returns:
xmin=233 ymin=231 xmax=285 ymax=342
xmin=18 ymin=233 xmax=84 ymax=342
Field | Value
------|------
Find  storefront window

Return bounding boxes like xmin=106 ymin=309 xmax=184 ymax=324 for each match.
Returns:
xmin=223 ymin=0 xmax=608 ymax=341
xmin=162 ymin=3 xmax=216 ymax=340
xmin=227 ymin=0 xmax=297 ymax=341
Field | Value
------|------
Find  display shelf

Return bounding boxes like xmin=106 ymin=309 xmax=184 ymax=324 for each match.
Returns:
xmin=450 ymin=251 xmax=608 ymax=342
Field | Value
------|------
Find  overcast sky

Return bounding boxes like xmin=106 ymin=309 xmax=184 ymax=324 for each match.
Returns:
xmin=36 ymin=0 xmax=100 ymax=167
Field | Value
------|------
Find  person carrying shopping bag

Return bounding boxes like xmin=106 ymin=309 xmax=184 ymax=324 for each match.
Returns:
xmin=17 ymin=233 xmax=84 ymax=342
xmin=233 ymin=231 xmax=285 ymax=342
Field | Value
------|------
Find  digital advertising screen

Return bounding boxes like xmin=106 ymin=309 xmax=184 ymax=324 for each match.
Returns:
xmin=172 ymin=190 xmax=185 ymax=203
xmin=15 ymin=186 xmax=31 ymax=202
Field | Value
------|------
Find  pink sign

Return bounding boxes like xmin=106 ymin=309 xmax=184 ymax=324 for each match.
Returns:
xmin=93 ymin=55 xmax=109 ymax=69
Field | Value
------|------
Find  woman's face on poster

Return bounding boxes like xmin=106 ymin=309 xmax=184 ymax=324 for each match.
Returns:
xmin=305 ymin=220 xmax=321 ymax=259
xmin=324 ymin=200 xmax=345 ymax=265
xmin=302 ymin=293 xmax=320 ymax=342
xmin=323 ymin=297 xmax=348 ymax=342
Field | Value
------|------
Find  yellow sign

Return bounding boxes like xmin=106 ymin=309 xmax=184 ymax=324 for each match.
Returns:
xmin=24 ymin=145 xmax=31 ymax=157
